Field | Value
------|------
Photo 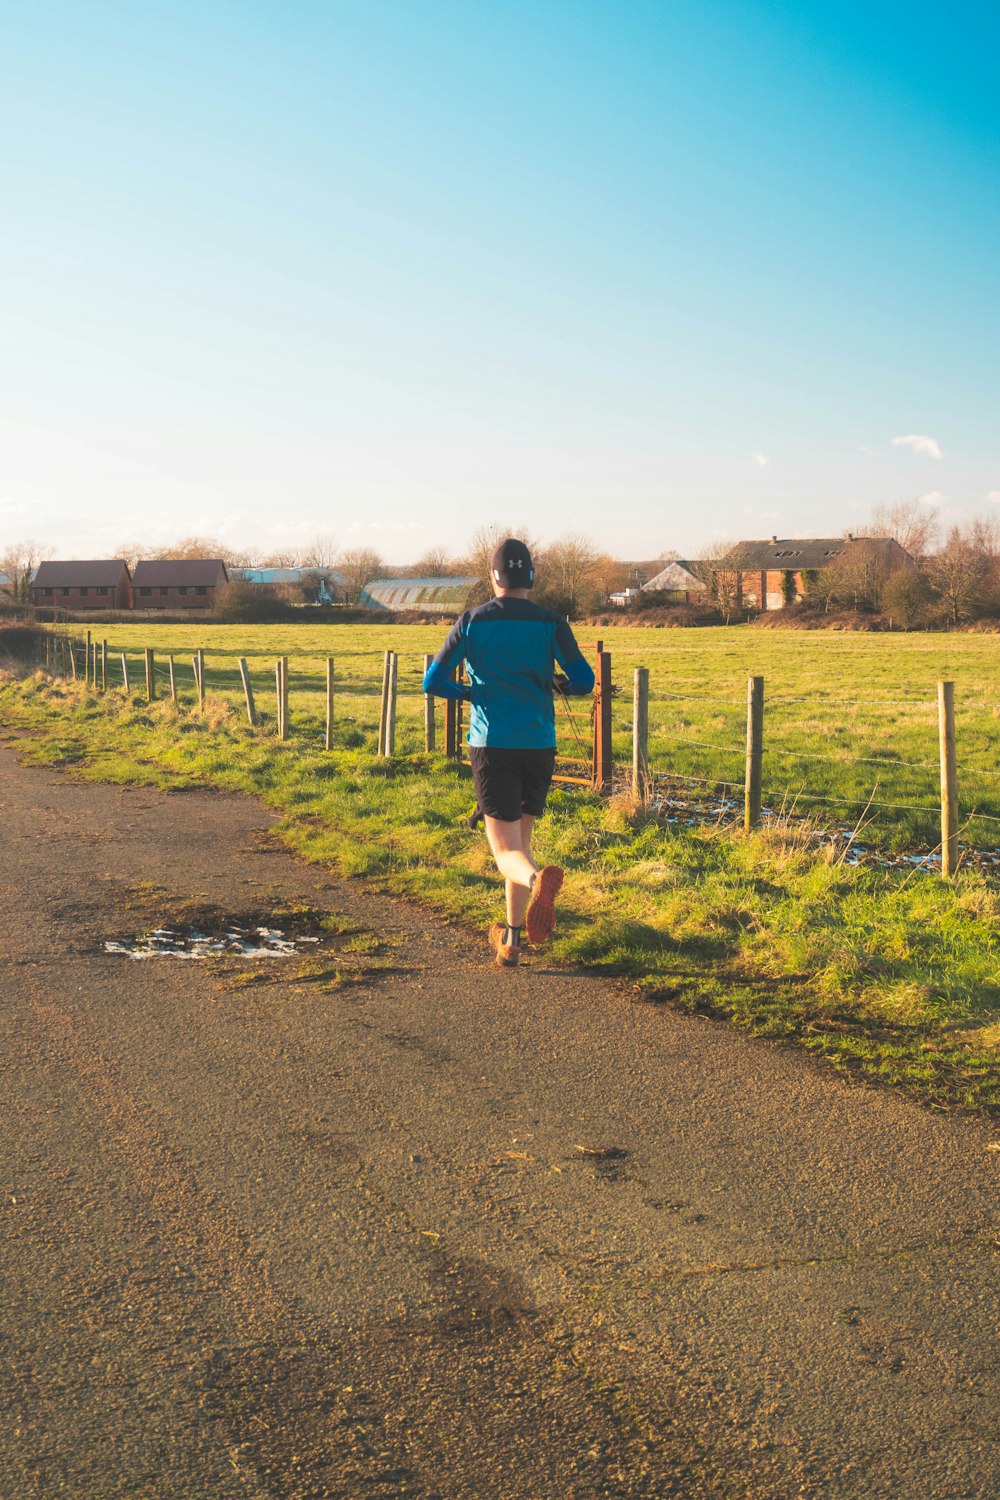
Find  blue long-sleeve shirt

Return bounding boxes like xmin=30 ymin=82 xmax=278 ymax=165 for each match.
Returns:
xmin=422 ymin=596 xmax=594 ymax=748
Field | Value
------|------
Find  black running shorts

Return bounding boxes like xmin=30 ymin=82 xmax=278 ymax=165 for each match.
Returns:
xmin=468 ymin=746 xmax=557 ymax=823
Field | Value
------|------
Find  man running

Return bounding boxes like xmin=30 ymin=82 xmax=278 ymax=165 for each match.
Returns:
xmin=422 ymin=538 xmax=595 ymax=966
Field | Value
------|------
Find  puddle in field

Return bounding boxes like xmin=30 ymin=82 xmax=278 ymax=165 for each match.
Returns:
xmin=105 ymin=924 xmax=321 ymax=960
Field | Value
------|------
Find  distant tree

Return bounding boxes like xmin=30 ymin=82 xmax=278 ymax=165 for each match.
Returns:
xmin=299 ymin=534 xmax=339 ymax=570
xmin=535 ymin=534 xmax=604 ymax=617
xmin=117 ymin=535 xmax=240 ymax=567
xmin=213 ymin=581 xmax=294 ymax=623
xmin=823 ymin=539 xmax=906 ymax=612
xmin=405 ymin=548 xmax=461 ymax=578
xmin=882 ymin=568 xmax=939 ymax=629
xmin=695 ymin=540 xmax=741 ymax=623
xmin=595 ymin=554 xmax=632 ymax=601
xmin=929 ymin=525 xmax=994 ymax=625
xmin=338 ymin=547 xmax=385 ymax=604
xmin=0 ymin=540 xmax=52 ymax=603
xmin=869 ymin=499 xmax=938 ymax=562
xmin=160 ymin=535 xmax=238 ymax=563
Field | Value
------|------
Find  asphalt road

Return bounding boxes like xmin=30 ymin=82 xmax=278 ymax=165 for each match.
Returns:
xmin=0 ymin=743 xmax=996 ymax=1498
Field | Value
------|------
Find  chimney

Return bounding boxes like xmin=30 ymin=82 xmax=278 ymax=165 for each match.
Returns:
xmin=846 ymin=532 xmax=855 ymax=542
xmin=771 ymin=535 xmax=778 ymax=543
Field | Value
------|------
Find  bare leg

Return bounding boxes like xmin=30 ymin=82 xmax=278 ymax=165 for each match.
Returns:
xmin=484 ymin=814 xmax=538 ymax=929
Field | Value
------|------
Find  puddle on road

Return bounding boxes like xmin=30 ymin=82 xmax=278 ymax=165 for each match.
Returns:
xmin=105 ymin=924 xmax=321 ymax=960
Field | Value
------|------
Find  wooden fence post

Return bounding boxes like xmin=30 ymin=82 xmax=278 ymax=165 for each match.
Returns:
xmin=145 ymin=647 xmax=156 ymax=702
xmin=938 ymin=680 xmax=958 ymax=879
xmin=69 ymin=642 xmax=78 ymax=681
xmin=120 ymin=653 xmax=130 ymax=693
xmin=325 ymin=657 xmax=334 ymax=750
xmin=384 ymin=651 xmax=398 ymax=756
xmin=745 ymin=675 xmax=764 ymax=831
xmin=168 ymin=655 xmax=176 ymax=703
xmin=632 ymin=667 xmax=649 ymax=799
xmin=378 ymin=650 xmax=392 ymax=755
xmin=197 ymin=648 xmax=206 ymax=711
xmin=592 ymin=649 xmax=613 ymax=793
xmin=280 ymin=655 xmax=289 ymax=737
xmin=239 ymin=658 xmax=257 ymax=726
xmin=85 ymin=630 xmax=92 ymax=686
xmin=101 ymin=640 xmax=107 ymax=691
xmin=423 ymin=654 xmax=435 ymax=752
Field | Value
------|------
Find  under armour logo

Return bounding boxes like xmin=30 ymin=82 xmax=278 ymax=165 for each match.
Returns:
xmin=510 ymin=558 xmax=522 ymax=568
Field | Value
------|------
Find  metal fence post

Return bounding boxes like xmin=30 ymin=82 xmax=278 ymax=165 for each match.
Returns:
xmin=938 ymin=680 xmax=958 ymax=879
xmin=745 ymin=675 xmax=764 ymax=831
xmin=633 ymin=666 xmax=649 ymax=800
xmin=325 ymin=657 xmax=334 ymax=750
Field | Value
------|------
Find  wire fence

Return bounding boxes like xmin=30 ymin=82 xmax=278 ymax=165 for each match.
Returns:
xmin=34 ymin=630 xmax=1000 ymax=871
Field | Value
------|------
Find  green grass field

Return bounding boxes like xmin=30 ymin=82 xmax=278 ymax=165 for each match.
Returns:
xmin=63 ymin=620 xmax=1000 ymax=850
xmin=2 ymin=619 xmax=998 ymax=1115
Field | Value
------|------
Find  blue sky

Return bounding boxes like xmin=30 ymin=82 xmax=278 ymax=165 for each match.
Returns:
xmin=2 ymin=0 xmax=998 ymax=561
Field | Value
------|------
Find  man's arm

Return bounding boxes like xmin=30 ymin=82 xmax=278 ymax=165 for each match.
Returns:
xmin=553 ymin=619 xmax=595 ymax=696
xmin=422 ymin=617 xmax=471 ymax=701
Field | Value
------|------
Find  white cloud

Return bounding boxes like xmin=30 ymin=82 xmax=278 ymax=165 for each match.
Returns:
xmin=986 ymin=490 xmax=1000 ymax=504
xmin=892 ymin=433 xmax=943 ymax=460
xmin=917 ymin=490 xmax=947 ymax=508
xmin=750 ymin=451 xmax=769 ymax=466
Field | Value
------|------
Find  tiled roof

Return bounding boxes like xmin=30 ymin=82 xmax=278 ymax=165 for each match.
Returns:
xmin=33 ymin=560 xmax=131 ymax=587
xmin=730 ymin=537 xmax=899 ymax=569
xmin=132 ymin=559 xmax=229 ymax=587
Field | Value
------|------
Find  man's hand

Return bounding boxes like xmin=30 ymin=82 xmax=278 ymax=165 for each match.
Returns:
xmin=551 ymin=673 xmax=571 ymax=694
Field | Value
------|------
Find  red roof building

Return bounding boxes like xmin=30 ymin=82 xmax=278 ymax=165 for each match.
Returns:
xmin=131 ymin=559 xmax=229 ymax=610
xmin=32 ymin=560 xmax=132 ymax=611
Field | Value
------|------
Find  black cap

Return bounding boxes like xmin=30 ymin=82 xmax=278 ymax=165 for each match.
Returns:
xmin=491 ymin=537 xmax=534 ymax=589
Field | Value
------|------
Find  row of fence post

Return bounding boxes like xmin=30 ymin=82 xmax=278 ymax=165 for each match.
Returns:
xmin=38 ymin=635 xmax=964 ymax=879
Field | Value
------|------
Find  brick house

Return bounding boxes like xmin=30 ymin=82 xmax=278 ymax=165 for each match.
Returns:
xmin=131 ymin=559 xmax=229 ymax=609
xmin=731 ymin=536 xmax=911 ymax=610
xmin=32 ymin=560 xmax=132 ymax=610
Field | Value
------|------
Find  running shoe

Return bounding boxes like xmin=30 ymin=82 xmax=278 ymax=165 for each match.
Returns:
xmin=489 ymin=922 xmax=520 ymax=967
xmin=525 ymin=865 xmax=563 ymax=945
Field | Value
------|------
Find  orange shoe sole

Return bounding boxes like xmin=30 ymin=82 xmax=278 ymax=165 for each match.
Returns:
xmin=525 ymin=866 xmax=563 ymax=945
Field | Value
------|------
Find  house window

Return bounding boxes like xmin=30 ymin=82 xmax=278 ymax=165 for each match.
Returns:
xmin=61 ymin=588 xmax=69 ymax=596
xmin=196 ymin=586 xmax=207 ymax=595
xmin=140 ymin=587 xmax=151 ymax=596
xmin=97 ymin=587 xmax=108 ymax=596
xmin=178 ymin=586 xmax=188 ymax=596
xmin=43 ymin=587 xmax=53 ymax=597
xmin=159 ymin=587 xmax=168 ymax=595
xmin=80 ymin=587 xmax=89 ymax=596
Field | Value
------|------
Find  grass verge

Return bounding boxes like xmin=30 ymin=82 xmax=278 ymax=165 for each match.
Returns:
xmin=3 ymin=670 xmax=998 ymax=1115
